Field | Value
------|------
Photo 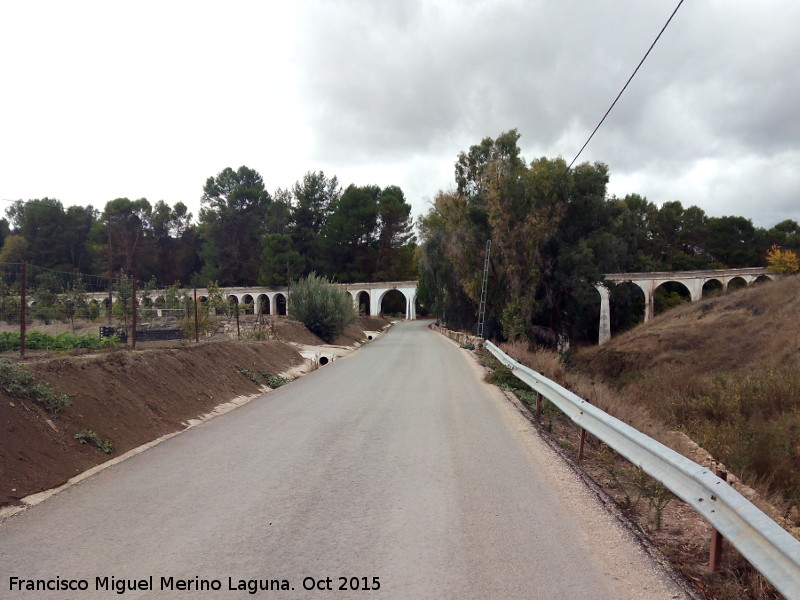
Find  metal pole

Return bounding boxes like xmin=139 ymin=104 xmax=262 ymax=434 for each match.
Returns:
xmin=235 ymin=299 xmax=240 ymax=340
xmin=477 ymin=239 xmax=491 ymax=339
xmin=107 ymin=223 xmax=113 ymax=324
xmin=20 ymin=263 xmax=26 ymax=359
xmin=131 ymin=276 xmax=137 ymax=349
xmin=194 ymin=289 xmax=199 ymax=343
xmin=708 ymin=469 xmax=728 ymax=572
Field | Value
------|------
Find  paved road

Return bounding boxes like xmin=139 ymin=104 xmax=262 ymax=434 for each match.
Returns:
xmin=0 ymin=321 xmax=688 ymax=599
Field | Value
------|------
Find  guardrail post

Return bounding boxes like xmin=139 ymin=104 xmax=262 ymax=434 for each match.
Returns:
xmin=578 ymin=428 xmax=587 ymax=461
xmin=535 ymin=392 xmax=542 ymax=421
xmin=708 ymin=469 xmax=728 ymax=573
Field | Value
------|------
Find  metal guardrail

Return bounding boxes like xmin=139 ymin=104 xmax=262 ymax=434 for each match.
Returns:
xmin=485 ymin=341 xmax=800 ymax=600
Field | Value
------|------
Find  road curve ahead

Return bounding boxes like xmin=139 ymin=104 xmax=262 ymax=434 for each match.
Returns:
xmin=1 ymin=320 xmax=689 ymax=599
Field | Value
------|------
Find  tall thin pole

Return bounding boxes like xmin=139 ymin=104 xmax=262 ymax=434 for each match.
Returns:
xmin=235 ymin=299 xmax=240 ymax=340
xmin=131 ymin=275 xmax=137 ymax=349
xmin=194 ymin=289 xmax=199 ymax=343
xmin=20 ymin=263 xmax=26 ymax=359
xmin=107 ymin=223 xmax=113 ymax=324
xmin=477 ymin=239 xmax=491 ymax=339
xmin=286 ymin=262 xmax=290 ymax=317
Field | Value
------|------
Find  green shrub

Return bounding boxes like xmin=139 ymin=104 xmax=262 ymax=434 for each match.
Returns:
xmin=100 ymin=335 xmax=120 ymax=349
xmin=236 ymin=366 xmax=261 ymax=385
xmin=0 ymin=359 xmax=72 ymax=416
xmin=75 ymin=429 xmax=114 ymax=454
xmin=259 ymin=371 xmax=286 ymax=388
xmin=486 ymin=366 xmax=530 ymax=391
xmin=0 ymin=330 xmax=103 ymax=351
xmin=289 ymin=273 xmax=356 ymax=343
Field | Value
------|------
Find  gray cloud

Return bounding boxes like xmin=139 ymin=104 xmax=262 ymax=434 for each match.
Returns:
xmin=294 ymin=0 xmax=800 ymax=226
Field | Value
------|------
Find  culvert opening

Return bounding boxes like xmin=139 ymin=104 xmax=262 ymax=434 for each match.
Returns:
xmin=318 ymin=356 xmax=329 ymax=366
xmin=367 ymin=335 xmax=373 ymax=340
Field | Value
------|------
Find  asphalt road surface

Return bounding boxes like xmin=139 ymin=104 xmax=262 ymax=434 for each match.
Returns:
xmin=0 ymin=320 xmax=690 ymax=599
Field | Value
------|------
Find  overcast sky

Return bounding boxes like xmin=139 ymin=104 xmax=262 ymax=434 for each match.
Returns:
xmin=1 ymin=0 xmax=798 ymax=229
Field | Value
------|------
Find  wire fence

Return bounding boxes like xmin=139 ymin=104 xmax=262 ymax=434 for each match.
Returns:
xmin=0 ymin=262 xmax=223 ymax=355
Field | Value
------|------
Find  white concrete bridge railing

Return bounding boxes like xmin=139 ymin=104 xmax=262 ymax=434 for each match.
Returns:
xmin=596 ymin=267 xmax=777 ymax=344
xmin=88 ymin=281 xmax=420 ymax=320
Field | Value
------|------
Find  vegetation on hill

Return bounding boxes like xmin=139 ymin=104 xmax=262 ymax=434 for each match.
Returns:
xmin=417 ymin=129 xmax=800 ymax=345
xmin=572 ymin=274 xmax=800 ymax=503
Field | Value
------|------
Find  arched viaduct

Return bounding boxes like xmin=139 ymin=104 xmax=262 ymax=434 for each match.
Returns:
xmin=88 ymin=281 xmax=420 ymax=320
xmin=596 ymin=267 xmax=778 ymax=344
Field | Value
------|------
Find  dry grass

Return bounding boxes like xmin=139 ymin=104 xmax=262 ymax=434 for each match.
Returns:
xmin=485 ymin=279 xmax=800 ymax=600
xmin=573 ymin=274 xmax=800 ymax=505
xmin=484 ymin=346 xmax=793 ymax=600
xmin=501 ymin=341 xmax=667 ymax=444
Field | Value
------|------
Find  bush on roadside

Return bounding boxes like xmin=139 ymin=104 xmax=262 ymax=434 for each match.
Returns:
xmin=289 ymin=273 xmax=356 ymax=343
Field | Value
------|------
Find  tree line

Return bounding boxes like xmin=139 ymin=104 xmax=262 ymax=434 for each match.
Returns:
xmin=417 ymin=129 xmax=800 ymax=344
xmin=0 ymin=167 xmax=416 ymax=288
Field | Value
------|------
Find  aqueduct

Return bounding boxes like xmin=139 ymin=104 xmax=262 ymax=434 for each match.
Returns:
xmin=86 ymin=267 xmax=777 ymax=344
xmin=596 ymin=267 xmax=777 ymax=344
xmin=89 ymin=281 xmax=419 ymax=320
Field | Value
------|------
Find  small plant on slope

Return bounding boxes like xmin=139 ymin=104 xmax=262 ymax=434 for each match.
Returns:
xmin=0 ymin=359 xmax=72 ymax=416
xmin=236 ymin=366 xmax=262 ymax=385
xmin=75 ymin=429 xmax=114 ymax=454
xmin=259 ymin=371 xmax=286 ymax=388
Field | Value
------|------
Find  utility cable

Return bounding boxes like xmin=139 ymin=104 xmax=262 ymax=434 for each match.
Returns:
xmin=552 ymin=0 xmax=685 ymax=190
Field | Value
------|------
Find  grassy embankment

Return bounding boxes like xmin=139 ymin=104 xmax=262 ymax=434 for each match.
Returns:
xmin=569 ymin=273 xmax=800 ymax=504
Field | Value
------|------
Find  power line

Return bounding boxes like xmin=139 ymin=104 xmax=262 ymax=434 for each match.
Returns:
xmin=555 ymin=0 xmax=685 ymax=186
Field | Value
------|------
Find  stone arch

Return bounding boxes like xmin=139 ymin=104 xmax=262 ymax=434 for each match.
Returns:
xmin=609 ymin=281 xmax=646 ymax=334
xmin=702 ymin=278 xmax=723 ymax=298
xmin=274 ymin=293 xmax=287 ymax=316
xmin=727 ymin=276 xmax=747 ymax=291
xmin=227 ymin=295 xmax=239 ymax=316
xmin=242 ymin=294 xmax=254 ymax=315
xmin=356 ymin=290 xmax=370 ymax=315
xmin=378 ymin=289 xmax=407 ymax=317
xmin=653 ymin=281 xmax=691 ymax=316
xmin=754 ymin=275 xmax=773 ymax=284
xmin=257 ymin=294 xmax=269 ymax=315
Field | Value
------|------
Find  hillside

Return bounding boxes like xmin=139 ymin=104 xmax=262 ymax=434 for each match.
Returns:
xmin=573 ymin=274 xmax=800 ymax=501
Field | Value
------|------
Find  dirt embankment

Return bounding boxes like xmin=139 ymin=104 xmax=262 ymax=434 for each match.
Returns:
xmin=1 ymin=316 xmax=390 ymax=509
